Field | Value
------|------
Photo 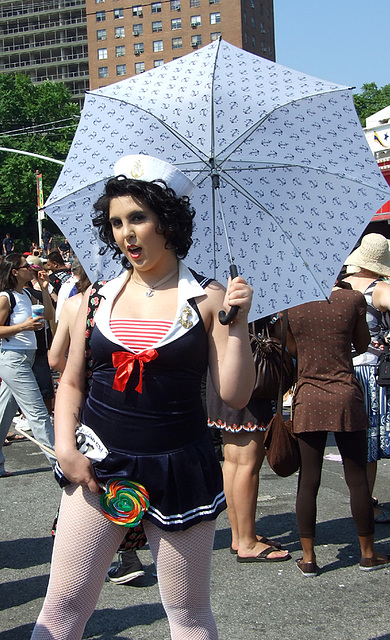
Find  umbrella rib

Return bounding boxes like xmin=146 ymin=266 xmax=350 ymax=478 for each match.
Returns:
xmin=215 ymin=87 xmax=352 ymax=166
xmin=90 ymin=93 xmax=210 ymax=168
xmin=220 ymin=170 xmax=331 ymax=301
xmin=218 ymin=159 xmax=390 ymax=197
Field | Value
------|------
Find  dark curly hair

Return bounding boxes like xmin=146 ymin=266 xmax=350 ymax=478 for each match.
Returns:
xmin=0 ymin=253 xmax=25 ymax=291
xmin=92 ymin=176 xmax=195 ymax=269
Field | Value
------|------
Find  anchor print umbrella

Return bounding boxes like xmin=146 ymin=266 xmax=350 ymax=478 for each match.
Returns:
xmin=45 ymin=39 xmax=390 ymax=320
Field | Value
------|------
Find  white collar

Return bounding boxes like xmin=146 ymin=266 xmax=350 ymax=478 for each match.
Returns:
xmin=95 ymin=261 xmax=209 ymax=351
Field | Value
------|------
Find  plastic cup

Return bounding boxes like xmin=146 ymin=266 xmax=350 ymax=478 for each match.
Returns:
xmin=31 ymin=304 xmax=44 ymax=318
xmin=31 ymin=304 xmax=44 ymax=320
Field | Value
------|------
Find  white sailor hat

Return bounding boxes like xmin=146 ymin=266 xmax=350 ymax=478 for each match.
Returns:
xmin=114 ymin=154 xmax=195 ymax=198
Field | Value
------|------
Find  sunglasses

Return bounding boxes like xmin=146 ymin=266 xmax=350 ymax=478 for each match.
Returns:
xmin=17 ymin=264 xmax=32 ymax=270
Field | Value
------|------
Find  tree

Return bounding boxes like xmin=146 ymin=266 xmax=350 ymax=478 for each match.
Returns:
xmin=353 ymin=82 xmax=390 ymax=127
xmin=0 ymin=74 xmax=80 ymax=247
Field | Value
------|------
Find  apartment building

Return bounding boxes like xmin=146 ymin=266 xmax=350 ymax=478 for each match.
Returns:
xmin=0 ymin=0 xmax=89 ymax=104
xmin=86 ymin=0 xmax=275 ymax=90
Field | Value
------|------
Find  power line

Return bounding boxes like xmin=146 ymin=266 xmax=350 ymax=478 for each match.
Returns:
xmin=0 ymin=116 xmax=79 ymax=137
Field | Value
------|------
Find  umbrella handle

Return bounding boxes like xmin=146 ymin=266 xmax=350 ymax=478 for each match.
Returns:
xmin=218 ymin=264 xmax=240 ymax=325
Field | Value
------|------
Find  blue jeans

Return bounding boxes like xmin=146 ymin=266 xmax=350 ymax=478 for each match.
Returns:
xmin=0 ymin=349 xmax=55 ymax=475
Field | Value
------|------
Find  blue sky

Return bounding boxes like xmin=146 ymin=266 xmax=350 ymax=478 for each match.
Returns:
xmin=274 ymin=0 xmax=389 ymax=93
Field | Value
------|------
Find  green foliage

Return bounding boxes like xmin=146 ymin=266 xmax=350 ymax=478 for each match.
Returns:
xmin=0 ymin=73 xmax=80 ymax=246
xmin=353 ymin=82 xmax=390 ymax=127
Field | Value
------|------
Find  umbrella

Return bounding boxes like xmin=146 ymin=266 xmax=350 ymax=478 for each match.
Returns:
xmin=45 ymin=39 xmax=390 ymax=321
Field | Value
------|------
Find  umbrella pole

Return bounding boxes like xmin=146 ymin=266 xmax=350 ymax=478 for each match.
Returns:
xmin=211 ymin=169 xmax=240 ymax=325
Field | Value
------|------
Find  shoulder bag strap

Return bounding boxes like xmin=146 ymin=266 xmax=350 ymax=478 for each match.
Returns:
xmin=276 ymin=309 xmax=288 ymax=415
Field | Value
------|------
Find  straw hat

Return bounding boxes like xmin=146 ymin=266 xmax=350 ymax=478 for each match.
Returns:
xmin=114 ymin=155 xmax=195 ymax=198
xmin=344 ymin=233 xmax=390 ymax=277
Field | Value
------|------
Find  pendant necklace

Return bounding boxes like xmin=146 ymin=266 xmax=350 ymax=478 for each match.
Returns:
xmin=132 ymin=266 xmax=178 ymax=298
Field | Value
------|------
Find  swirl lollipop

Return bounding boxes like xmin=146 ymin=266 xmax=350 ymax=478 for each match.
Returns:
xmin=100 ymin=478 xmax=150 ymax=527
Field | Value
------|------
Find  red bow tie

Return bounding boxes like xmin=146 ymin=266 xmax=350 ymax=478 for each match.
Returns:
xmin=112 ymin=350 xmax=158 ymax=393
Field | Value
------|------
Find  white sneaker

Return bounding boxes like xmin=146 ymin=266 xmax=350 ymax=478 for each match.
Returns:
xmin=12 ymin=415 xmax=31 ymax=432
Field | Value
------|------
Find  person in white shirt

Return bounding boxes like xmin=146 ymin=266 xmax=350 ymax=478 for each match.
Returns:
xmin=0 ymin=253 xmax=55 ymax=476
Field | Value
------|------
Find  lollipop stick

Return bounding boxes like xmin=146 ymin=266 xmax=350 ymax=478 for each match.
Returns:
xmin=13 ymin=425 xmax=56 ymax=458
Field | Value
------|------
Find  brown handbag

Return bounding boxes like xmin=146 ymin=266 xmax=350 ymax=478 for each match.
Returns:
xmin=250 ymin=317 xmax=295 ymax=400
xmin=263 ymin=312 xmax=300 ymax=477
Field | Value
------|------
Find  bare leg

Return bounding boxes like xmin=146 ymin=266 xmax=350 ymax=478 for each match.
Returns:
xmin=300 ymin=537 xmax=316 ymax=564
xmin=222 ymin=430 xmax=288 ymax=559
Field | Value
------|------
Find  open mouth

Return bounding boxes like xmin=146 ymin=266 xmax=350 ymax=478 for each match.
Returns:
xmin=127 ymin=245 xmax=142 ymax=259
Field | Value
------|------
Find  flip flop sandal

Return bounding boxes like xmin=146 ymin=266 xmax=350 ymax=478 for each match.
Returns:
xmin=230 ymin=536 xmax=282 ymax=554
xmin=237 ymin=546 xmax=291 ymax=563
xmin=3 ymin=439 xmax=11 ymax=446
xmin=6 ymin=433 xmax=27 ymax=442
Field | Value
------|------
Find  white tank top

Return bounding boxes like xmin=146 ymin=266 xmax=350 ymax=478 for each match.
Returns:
xmin=0 ymin=290 xmax=37 ymax=350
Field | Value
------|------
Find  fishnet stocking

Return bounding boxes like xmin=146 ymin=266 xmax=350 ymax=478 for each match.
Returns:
xmin=31 ymin=486 xmax=218 ymax=640
xmin=30 ymin=484 xmax=125 ymax=640
xmin=143 ymin=519 xmax=218 ymax=640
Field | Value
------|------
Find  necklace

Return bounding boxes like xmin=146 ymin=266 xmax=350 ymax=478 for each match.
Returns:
xmin=131 ymin=266 xmax=178 ymax=297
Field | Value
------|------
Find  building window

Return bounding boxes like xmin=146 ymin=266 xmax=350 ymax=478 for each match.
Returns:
xmin=170 ymin=0 xmax=181 ymax=9
xmin=191 ymin=34 xmax=202 ymax=47
xmin=133 ymin=23 xmax=143 ymax=35
xmin=172 ymin=36 xmax=182 ymax=49
xmin=244 ymin=32 xmax=248 ymax=43
xmin=134 ymin=42 xmax=144 ymax=54
xmin=151 ymin=2 xmax=162 ymax=13
xmin=251 ymin=16 xmax=255 ymax=28
xmin=190 ymin=15 xmax=201 ymax=27
xmin=96 ymin=10 xmax=106 ymax=21
xmin=98 ymin=48 xmax=108 ymax=59
xmin=260 ymin=22 xmax=265 ymax=33
xmin=261 ymin=40 xmax=267 ymax=51
xmin=116 ymin=64 xmax=127 ymax=75
xmin=115 ymin=26 xmax=125 ymax=37
xmin=114 ymin=8 xmax=124 ymax=18
xmin=132 ymin=5 xmax=143 ymax=16
xmin=152 ymin=20 xmax=162 ymax=32
xmin=190 ymin=0 xmax=200 ymax=6
xmin=210 ymin=31 xmax=220 ymax=41
xmin=154 ymin=59 xmax=164 ymax=67
xmin=210 ymin=12 xmax=220 ymax=24
xmin=135 ymin=61 xmax=145 ymax=74
xmin=116 ymin=45 xmax=125 ymax=56
xmin=171 ymin=18 xmax=181 ymax=29
xmin=153 ymin=40 xmax=163 ymax=52
xmin=96 ymin=0 xmax=105 ymax=3
xmin=97 ymin=29 xmax=106 ymax=40
xmin=251 ymin=0 xmax=255 ymax=7
xmin=98 ymin=66 xmax=109 ymax=78
xmin=209 ymin=0 xmax=219 ymax=3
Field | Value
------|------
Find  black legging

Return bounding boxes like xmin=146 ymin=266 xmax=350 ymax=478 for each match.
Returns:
xmin=296 ymin=430 xmax=374 ymax=539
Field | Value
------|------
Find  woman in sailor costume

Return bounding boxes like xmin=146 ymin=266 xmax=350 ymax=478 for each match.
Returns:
xmin=31 ymin=155 xmax=255 ymax=640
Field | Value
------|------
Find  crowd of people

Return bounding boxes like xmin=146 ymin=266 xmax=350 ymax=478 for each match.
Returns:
xmin=1 ymin=155 xmax=389 ymax=640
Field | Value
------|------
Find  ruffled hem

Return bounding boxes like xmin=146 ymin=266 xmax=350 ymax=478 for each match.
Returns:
xmin=208 ymin=419 xmax=267 ymax=433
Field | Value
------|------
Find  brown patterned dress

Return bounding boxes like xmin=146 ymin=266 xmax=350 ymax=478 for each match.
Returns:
xmin=288 ymin=289 xmax=369 ymax=434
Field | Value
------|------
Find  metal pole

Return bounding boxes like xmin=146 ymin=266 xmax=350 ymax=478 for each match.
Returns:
xmin=35 ymin=171 xmax=43 ymax=248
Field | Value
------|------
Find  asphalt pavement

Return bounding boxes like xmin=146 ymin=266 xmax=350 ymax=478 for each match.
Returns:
xmin=1 ymin=429 xmax=389 ymax=640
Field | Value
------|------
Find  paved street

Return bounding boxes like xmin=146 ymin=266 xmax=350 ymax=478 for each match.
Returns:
xmin=1 ymin=431 xmax=389 ymax=640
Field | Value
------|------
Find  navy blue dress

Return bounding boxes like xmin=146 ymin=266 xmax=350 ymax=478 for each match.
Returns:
xmin=81 ymin=265 xmax=226 ymax=531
